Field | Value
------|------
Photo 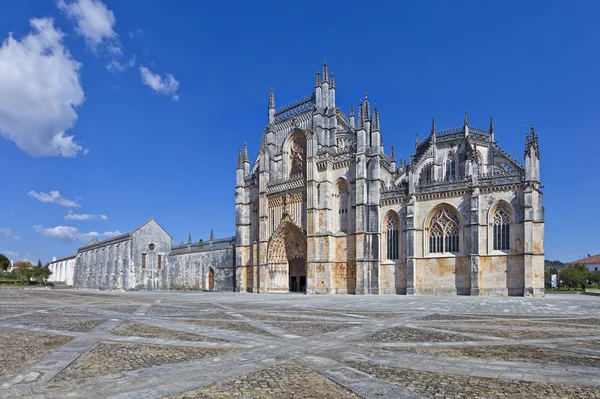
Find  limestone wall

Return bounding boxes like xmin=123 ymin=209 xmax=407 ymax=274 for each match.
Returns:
xmin=479 ymin=255 xmax=524 ymax=296
xmin=166 ymin=248 xmax=235 ymax=292
xmin=415 ymin=256 xmax=471 ymax=295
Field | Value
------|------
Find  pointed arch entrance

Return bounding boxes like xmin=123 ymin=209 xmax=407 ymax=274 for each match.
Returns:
xmin=207 ymin=268 xmax=214 ymax=291
xmin=267 ymin=216 xmax=307 ymax=293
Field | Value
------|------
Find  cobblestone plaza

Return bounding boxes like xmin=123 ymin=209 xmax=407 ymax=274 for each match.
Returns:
xmin=1 ymin=290 xmax=600 ymax=398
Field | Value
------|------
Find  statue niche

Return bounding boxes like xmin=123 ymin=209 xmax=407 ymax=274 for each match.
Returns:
xmin=290 ymin=136 xmax=306 ymax=176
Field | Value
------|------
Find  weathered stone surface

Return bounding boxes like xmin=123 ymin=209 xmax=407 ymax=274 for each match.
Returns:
xmin=0 ymin=328 xmax=72 ymax=378
xmin=52 ymin=341 xmax=231 ymax=381
xmin=344 ymin=362 xmax=600 ymax=398
xmin=364 ymin=326 xmax=482 ymax=343
xmin=398 ymin=344 xmax=600 ymax=367
xmin=272 ymin=322 xmax=358 ymax=337
xmin=167 ymin=363 xmax=361 ymax=399
xmin=110 ymin=321 xmax=226 ymax=342
xmin=438 ymin=326 xmax=597 ymax=340
xmin=2 ymin=290 xmax=599 ymax=399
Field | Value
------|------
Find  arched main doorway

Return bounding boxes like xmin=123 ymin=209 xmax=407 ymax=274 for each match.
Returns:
xmin=267 ymin=217 xmax=307 ymax=293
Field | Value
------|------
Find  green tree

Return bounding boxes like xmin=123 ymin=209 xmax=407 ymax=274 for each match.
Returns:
xmin=559 ymin=264 xmax=590 ymax=289
xmin=0 ymin=254 xmax=9 ymax=271
xmin=30 ymin=266 xmax=51 ymax=283
xmin=37 ymin=259 xmax=43 ymax=268
xmin=590 ymin=270 xmax=600 ymax=287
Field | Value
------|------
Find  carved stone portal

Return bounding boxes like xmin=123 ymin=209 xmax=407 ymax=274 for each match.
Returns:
xmin=267 ymin=217 xmax=307 ymax=293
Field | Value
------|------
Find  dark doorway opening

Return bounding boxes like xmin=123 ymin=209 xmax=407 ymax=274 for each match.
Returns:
xmin=288 ymin=257 xmax=306 ymax=293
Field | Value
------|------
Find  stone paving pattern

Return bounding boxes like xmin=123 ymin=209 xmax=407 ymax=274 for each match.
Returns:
xmin=364 ymin=326 xmax=483 ymax=343
xmin=0 ymin=290 xmax=600 ymax=398
xmin=344 ymin=361 xmax=600 ymax=398
xmin=170 ymin=363 xmax=361 ymax=399
xmin=0 ymin=327 xmax=72 ymax=377
xmin=53 ymin=340 xmax=231 ymax=381
xmin=111 ymin=321 xmax=225 ymax=342
xmin=398 ymin=344 xmax=600 ymax=367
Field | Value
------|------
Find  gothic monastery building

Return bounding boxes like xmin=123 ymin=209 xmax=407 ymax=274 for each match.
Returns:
xmin=69 ymin=63 xmax=545 ymax=296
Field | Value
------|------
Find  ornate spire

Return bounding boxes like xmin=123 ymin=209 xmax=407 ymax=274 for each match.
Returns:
xmin=464 ymin=110 xmax=469 ymax=127
xmin=415 ymin=132 xmax=419 ymax=149
xmin=372 ymin=105 xmax=380 ymax=131
xmin=322 ymin=60 xmax=328 ymax=82
xmin=357 ymin=100 xmax=364 ymax=128
xmin=349 ymin=103 xmax=354 ymax=117
xmin=188 ymin=233 xmax=192 ymax=245
xmin=390 ymin=145 xmax=395 ymax=161
xmin=531 ymin=124 xmax=540 ymax=158
xmin=268 ymin=87 xmax=275 ymax=109
xmin=524 ymin=126 xmax=531 ymax=157
xmin=315 ymin=71 xmax=321 ymax=87
xmin=489 ymin=117 xmax=494 ymax=134
xmin=242 ymin=141 xmax=249 ymax=162
xmin=210 ymin=229 xmax=214 ymax=242
xmin=431 ymin=117 xmax=436 ymax=135
xmin=180 ymin=238 xmax=184 ymax=246
xmin=330 ymin=73 xmax=335 ymax=89
xmin=363 ymin=92 xmax=370 ymax=120
xmin=236 ymin=148 xmax=243 ymax=169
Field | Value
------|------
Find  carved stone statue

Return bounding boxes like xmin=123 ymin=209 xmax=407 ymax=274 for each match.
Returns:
xmin=290 ymin=138 xmax=305 ymax=176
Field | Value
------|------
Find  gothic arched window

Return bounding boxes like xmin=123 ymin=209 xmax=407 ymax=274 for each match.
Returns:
xmin=493 ymin=206 xmax=510 ymax=250
xmin=428 ymin=208 xmax=460 ymax=253
xmin=419 ymin=163 xmax=434 ymax=185
xmin=335 ymin=180 xmax=350 ymax=233
xmin=385 ymin=213 xmax=399 ymax=260
xmin=445 ymin=153 xmax=457 ymax=181
xmin=251 ymin=199 xmax=259 ymax=242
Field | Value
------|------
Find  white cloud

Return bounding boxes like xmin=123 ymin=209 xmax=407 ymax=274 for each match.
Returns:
xmin=64 ymin=211 xmax=108 ymax=221
xmin=28 ymin=190 xmax=81 ymax=207
xmin=57 ymin=0 xmax=119 ymax=53
xmin=0 ymin=18 xmax=85 ymax=157
xmin=65 ymin=211 xmax=94 ymax=220
xmin=33 ymin=224 xmax=122 ymax=243
xmin=0 ymin=228 xmax=11 ymax=237
xmin=12 ymin=236 xmax=22 ymax=240
xmin=128 ymin=28 xmax=143 ymax=39
xmin=140 ymin=66 xmax=179 ymax=100
xmin=106 ymin=54 xmax=135 ymax=72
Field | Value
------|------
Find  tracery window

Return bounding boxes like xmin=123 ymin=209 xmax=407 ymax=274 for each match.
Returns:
xmin=419 ymin=163 xmax=434 ymax=185
xmin=385 ymin=214 xmax=399 ymax=260
xmin=493 ymin=206 xmax=510 ymax=250
xmin=428 ymin=208 xmax=459 ymax=253
xmin=445 ymin=158 xmax=457 ymax=181
xmin=251 ymin=200 xmax=259 ymax=242
xmin=335 ymin=181 xmax=350 ymax=233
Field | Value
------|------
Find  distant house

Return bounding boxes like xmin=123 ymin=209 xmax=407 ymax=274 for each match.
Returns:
xmin=568 ymin=254 xmax=600 ymax=272
xmin=8 ymin=261 xmax=33 ymax=272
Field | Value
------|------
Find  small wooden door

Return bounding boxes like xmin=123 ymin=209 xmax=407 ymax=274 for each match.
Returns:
xmin=208 ymin=268 xmax=214 ymax=291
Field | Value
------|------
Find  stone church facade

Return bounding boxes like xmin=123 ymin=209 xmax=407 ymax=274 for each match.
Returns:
xmin=234 ymin=63 xmax=544 ymax=296
xmin=66 ymin=63 xmax=544 ymax=296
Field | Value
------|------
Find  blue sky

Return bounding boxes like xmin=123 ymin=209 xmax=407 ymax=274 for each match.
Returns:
xmin=0 ymin=0 xmax=598 ymax=264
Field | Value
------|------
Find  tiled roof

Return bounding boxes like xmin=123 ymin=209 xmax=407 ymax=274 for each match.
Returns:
xmin=568 ymin=254 xmax=600 ymax=265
